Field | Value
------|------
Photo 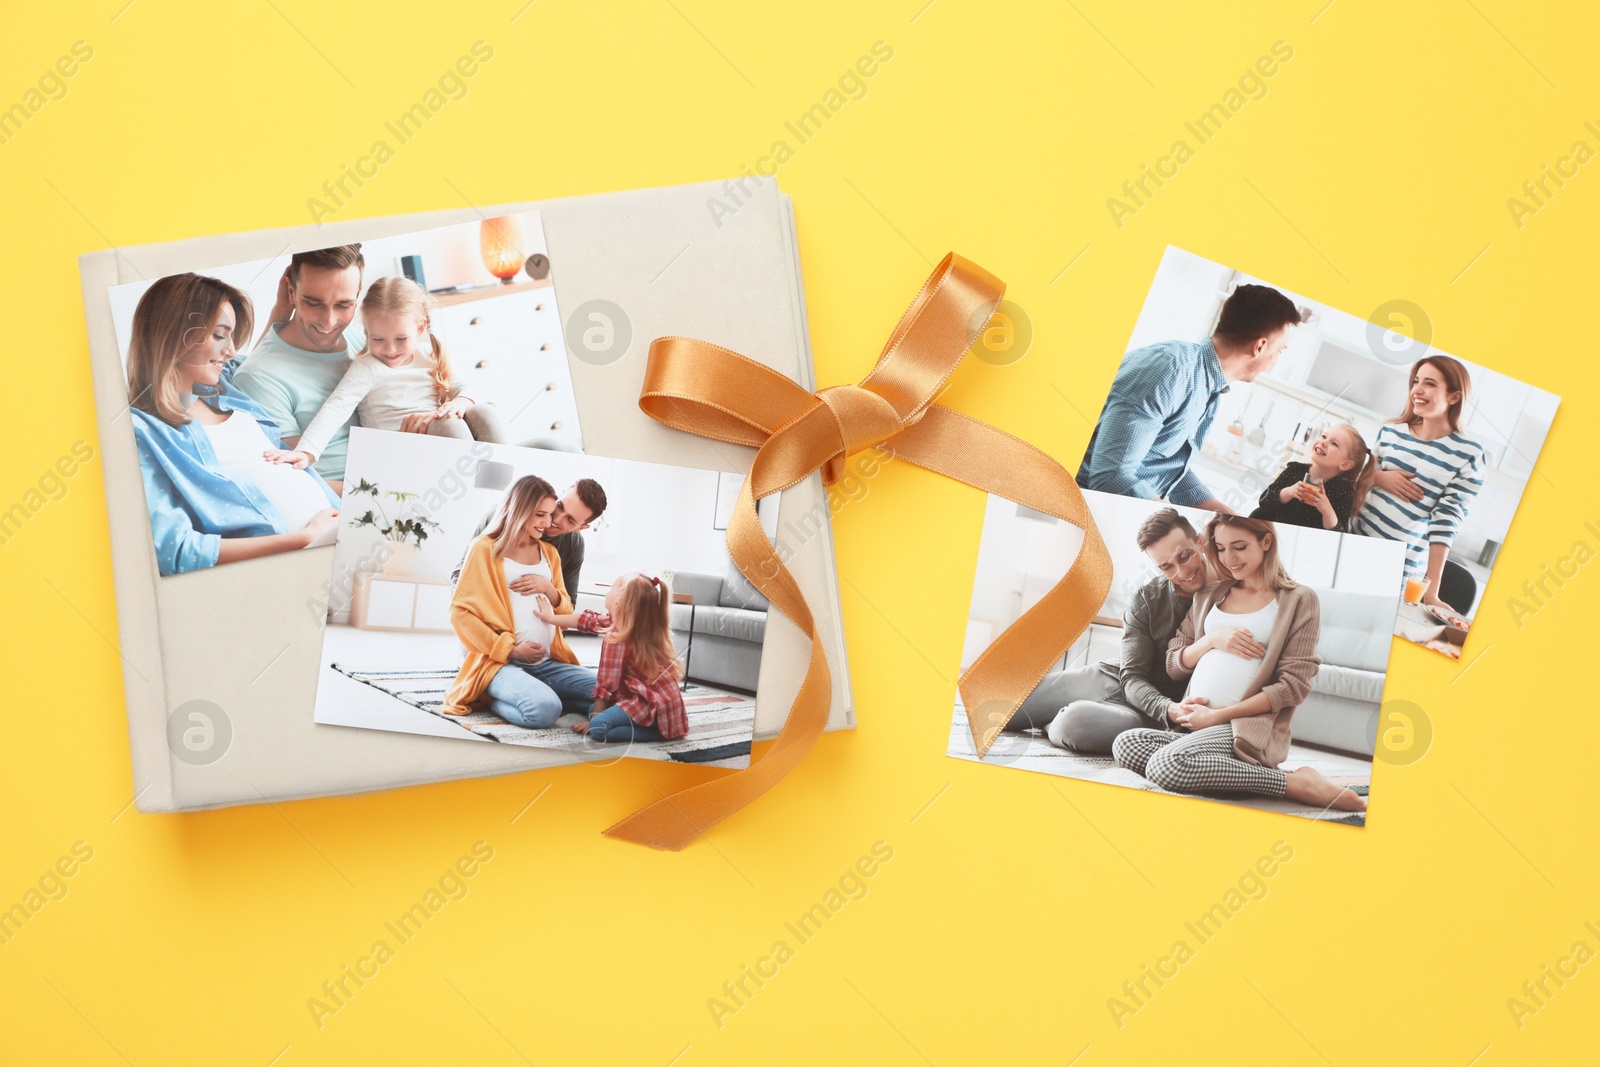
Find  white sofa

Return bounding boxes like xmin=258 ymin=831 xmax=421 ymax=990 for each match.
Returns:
xmin=1290 ymin=588 xmax=1397 ymax=757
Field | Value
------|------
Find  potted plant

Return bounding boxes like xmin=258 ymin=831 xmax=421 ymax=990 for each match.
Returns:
xmin=345 ymin=480 xmax=442 ymax=576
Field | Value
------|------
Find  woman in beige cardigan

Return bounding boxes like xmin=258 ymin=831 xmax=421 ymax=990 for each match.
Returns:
xmin=1112 ymin=515 xmax=1367 ymax=813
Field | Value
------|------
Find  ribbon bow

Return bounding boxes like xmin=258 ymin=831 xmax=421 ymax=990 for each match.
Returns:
xmin=604 ymin=254 xmax=1111 ymax=850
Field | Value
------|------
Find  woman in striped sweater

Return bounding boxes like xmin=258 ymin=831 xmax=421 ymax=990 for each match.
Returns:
xmin=1352 ymin=357 xmax=1485 ymax=614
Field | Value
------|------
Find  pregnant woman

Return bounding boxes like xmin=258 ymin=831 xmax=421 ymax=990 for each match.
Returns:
xmin=1112 ymin=515 xmax=1365 ymax=813
xmin=441 ymin=475 xmax=598 ymax=728
xmin=128 ymin=274 xmax=341 ymax=577
xmin=1352 ymin=355 xmax=1485 ymax=614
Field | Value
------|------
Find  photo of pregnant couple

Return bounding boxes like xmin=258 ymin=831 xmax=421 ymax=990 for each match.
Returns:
xmin=1076 ymin=246 xmax=1558 ymax=659
xmin=952 ymin=490 xmax=1406 ymax=825
xmin=108 ymin=216 xmax=581 ymax=577
xmin=313 ymin=432 xmax=774 ymax=766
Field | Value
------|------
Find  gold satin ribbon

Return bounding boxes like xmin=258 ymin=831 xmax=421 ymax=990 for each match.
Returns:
xmin=604 ymin=253 xmax=1112 ymax=851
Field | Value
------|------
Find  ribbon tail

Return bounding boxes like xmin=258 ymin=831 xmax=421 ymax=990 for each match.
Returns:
xmin=614 ymin=253 xmax=1067 ymax=844
xmin=603 ymin=474 xmax=833 ymax=850
xmin=888 ymin=405 xmax=1114 ymax=756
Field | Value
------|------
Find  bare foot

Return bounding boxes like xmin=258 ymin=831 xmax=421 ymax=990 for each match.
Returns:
xmin=1285 ymin=767 xmax=1367 ymax=812
xmin=571 ymin=720 xmax=589 ymax=735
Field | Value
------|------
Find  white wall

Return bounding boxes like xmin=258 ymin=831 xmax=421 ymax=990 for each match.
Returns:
xmin=1126 ymin=247 xmax=1237 ymax=350
xmin=330 ymin=431 xmax=768 ymax=618
xmin=961 ymin=488 xmax=1405 ymax=670
xmin=107 ymin=211 xmax=550 ymax=370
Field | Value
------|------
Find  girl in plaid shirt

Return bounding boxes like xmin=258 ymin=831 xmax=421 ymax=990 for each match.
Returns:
xmin=534 ymin=573 xmax=688 ymax=742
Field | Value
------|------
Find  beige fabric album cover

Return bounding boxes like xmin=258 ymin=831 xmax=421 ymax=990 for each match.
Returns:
xmin=78 ymin=179 xmax=853 ymax=812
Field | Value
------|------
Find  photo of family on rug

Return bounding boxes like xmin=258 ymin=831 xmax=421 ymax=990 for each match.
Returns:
xmin=107 ymin=214 xmax=580 ymax=577
xmin=950 ymin=490 xmax=1407 ymax=825
xmin=1076 ymin=246 xmax=1558 ymax=659
xmin=312 ymin=431 xmax=777 ymax=767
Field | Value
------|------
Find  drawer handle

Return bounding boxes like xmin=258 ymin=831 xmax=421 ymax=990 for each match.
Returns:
xmin=550 ymin=421 xmax=562 ymax=431
xmin=535 ymin=304 xmax=545 ymax=312
xmin=540 ymin=343 xmax=549 ymax=351
xmin=475 ymin=360 xmax=488 ymax=369
xmin=469 ymin=316 xmax=483 ymax=326
xmin=544 ymin=382 xmax=555 ymax=391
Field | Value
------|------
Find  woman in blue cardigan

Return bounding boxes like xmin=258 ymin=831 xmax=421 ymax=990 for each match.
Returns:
xmin=127 ymin=273 xmax=341 ymax=576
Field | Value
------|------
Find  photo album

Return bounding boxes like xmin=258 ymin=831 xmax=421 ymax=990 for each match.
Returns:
xmin=79 ymin=180 xmax=854 ymax=812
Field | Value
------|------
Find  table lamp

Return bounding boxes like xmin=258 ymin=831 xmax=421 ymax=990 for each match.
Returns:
xmin=479 ymin=216 xmax=525 ymax=283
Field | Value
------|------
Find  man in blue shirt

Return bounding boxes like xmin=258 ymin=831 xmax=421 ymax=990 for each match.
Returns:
xmin=1078 ymin=283 xmax=1307 ymax=511
xmin=231 ymin=245 xmax=366 ymax=492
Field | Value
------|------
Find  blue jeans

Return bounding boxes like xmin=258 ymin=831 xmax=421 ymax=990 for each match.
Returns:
xmin=520 ymin=658 xmax=598 ymax=717
xmin=484 ymin=659 xmax=597 ymax=729
xmin=588 ymin=705 xmax=663 ymax=744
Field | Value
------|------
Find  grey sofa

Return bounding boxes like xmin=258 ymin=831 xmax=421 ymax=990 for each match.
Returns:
xmin=663 ymin=565 xmax=769 ymax=693
xmin=1289 ymin=588 xmax=1398 ymax=757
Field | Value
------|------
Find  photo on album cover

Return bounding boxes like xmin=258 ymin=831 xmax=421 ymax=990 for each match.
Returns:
xmin=950 ymin=489 xmax=1407 ymax=826
xmin=313 ymin=429 xmax=779 ymax=767
xmin=107 ymin=211 xmax=579 ymax=578
xmin=1075 ymin=246 xmax=1559 ymax=660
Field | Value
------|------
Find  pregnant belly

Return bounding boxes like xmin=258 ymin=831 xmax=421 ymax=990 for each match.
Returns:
xmin=247 ymin=462 xmax=333 ymax=543
xmin=1186 ymin=650 xmax=1259 ymax=709
xmin=515 ymin=613 xmax=555 ymax=660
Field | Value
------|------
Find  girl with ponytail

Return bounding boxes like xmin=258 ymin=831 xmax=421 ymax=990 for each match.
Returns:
xmin=264 ymin=275 xmax=507 ymax=471
xmin=1250 ymin=423 xmax=1376 ymax=531
xmin=534 ymin=572 xmax=689 ymax=743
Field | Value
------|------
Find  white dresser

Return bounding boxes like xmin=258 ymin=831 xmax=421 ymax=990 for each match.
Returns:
xmin=350 ymin=572 xmax=454 ymax=633
xmin=430 ymin=279 xmax=582 ymax=451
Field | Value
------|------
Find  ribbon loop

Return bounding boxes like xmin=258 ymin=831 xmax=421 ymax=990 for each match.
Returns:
xmin=606 ymin=253 xmax=1111 ymax=851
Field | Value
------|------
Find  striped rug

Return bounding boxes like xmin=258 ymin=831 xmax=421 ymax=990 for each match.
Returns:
xmin=331 ymin=664 xmax=754 ymax=766
xmin=947 ymin=705 xmax=1368 ymax=826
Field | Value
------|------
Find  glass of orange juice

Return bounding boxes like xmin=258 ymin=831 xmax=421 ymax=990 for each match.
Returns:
xmin=1403 ymin=576 xmax=1430 ymax=605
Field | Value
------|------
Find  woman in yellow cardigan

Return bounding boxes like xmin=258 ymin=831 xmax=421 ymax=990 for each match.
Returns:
xmin=441 ymin=474 xmax=597 ymax=727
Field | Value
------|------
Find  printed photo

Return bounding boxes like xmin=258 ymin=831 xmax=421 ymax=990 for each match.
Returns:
xmin=950 ymin=490 xmax=1408 ymax=826
xmin=108 ymin=213 xmax=580 ymax=577
xmin=313 ymin=429 xmax=779 ymax=767
xmin=1076 ymin=246 xmax=1559 ymax=658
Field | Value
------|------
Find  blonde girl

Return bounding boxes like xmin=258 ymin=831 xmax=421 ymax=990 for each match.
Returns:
xmin=1252 ymin=423 xmax=1378 ymax=531
xmin=1112 ymin=515 xmax=1365 ymax=813
xmin=1354 ymin=356 xmax=1485 ymax=613
xmin=265 ymin=276 xmax=506 ymax=470
xmin=535 ymin=573 xmax=688 ymax=743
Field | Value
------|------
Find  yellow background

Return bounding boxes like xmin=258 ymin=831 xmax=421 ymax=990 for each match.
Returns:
xmin=3 ymin=1 xmax=1596 ymax=1063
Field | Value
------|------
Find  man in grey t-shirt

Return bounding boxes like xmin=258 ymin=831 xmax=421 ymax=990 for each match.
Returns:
xmin=1007 ymin=507 xmax=1257 ymax=753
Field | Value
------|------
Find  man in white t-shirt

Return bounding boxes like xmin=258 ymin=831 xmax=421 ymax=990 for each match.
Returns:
xmin=230 ymin=245 xmax=366 ymax=492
